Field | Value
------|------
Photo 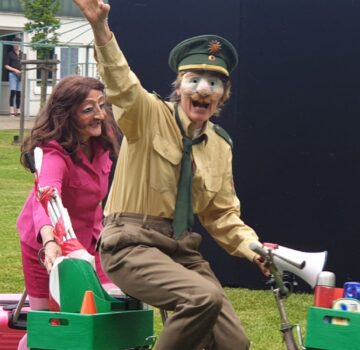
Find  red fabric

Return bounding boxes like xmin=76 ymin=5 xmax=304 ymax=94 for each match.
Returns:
xmin=54 ymin=217 xmax=66 ymax=244
xmin=37 ymin=186 xmax=54 ymax=217
xmin=61 ymin=238 xmax=84 ymax=256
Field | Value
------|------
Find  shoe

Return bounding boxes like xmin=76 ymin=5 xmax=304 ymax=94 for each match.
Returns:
xmin=10 ymin=113 xmax=16 ymax=117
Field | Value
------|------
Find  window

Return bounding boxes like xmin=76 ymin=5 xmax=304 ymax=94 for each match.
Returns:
xmin=60 ymin=47 xmax=79 ymax=78
xmin=35 ymin=49 xmax=55 ymax=84
xmin=0 ymin=0 xmax=23 ymax=13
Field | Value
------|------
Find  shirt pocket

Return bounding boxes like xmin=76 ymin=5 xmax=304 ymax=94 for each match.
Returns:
xmin=100 ymin=223 xmax=135 ymax=254
xmin=151 ymin=133 xmax=182 ymax=193
xmin=204 ymin=172 xmax=222 ymax=193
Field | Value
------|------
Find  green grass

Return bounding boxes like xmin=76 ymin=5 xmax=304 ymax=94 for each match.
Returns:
xmin=0 ymin=130 xmax=313 ymax=349
xmin=0 ymin=130 xmax=33 ymax=292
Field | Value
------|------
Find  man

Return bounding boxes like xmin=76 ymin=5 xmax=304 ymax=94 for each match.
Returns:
xmin=4 ymin=37 xmax=22 ymax=117
xmin=74 ymin=1 xmax=269 ymax=349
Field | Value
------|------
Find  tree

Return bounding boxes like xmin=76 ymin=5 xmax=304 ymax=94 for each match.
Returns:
xmin=21 ymin=0 xmax=61 ymax=106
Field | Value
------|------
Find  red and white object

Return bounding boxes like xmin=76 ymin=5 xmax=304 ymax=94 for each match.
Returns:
xmin=33 ymin=147 xmax=95 ymax=311
xmin=34 ymin=147 xmax=94 ymax=265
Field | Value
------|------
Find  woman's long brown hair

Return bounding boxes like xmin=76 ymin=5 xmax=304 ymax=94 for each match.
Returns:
xmin=20 ymin=75 xmax=120 ymax=170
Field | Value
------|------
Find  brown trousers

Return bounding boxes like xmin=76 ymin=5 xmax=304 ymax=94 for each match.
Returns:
xmin=99 ymin=213 xmax=250 ymax=350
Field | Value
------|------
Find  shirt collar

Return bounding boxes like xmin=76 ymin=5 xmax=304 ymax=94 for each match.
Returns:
xmin=177 ymin=104 xmax=209 ymax=142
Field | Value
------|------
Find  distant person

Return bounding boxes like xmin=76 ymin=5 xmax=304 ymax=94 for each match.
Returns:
xmin=74 ymin=65 xmax=81 ymax=75
xmin=16 ymin=75 xmax=120 ymax=350
xmin=4 ymin=37 xmax=22 ymax=117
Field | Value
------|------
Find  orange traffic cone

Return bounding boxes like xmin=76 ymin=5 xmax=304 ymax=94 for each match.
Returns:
xmin=80 ymin=290 xmax=97 ymax=314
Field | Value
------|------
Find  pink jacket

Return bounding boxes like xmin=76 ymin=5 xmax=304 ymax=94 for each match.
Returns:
xmin=17 ymin=140 xmax=112 ymax=250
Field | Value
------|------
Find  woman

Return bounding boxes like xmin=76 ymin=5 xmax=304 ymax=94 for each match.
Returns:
xmin=16 ymin=75 xmax=120 ymax=350
xmin=4 ymin=37 xmax=22 ymax=117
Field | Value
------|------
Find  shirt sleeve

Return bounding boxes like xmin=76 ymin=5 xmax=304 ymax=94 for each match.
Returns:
xmin=32 ymin=146 xmax=68 ymax=240
xmin=4 ymin=52 xmax=10 ymax=67
xmin=197 ymin=147 xmax=260 ymax=262
xmin=94 ymin=35 xmax=154 ymax=142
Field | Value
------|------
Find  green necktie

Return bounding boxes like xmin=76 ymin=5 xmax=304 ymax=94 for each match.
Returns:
xmin=172 ymin=104 xmax=206 ymax=239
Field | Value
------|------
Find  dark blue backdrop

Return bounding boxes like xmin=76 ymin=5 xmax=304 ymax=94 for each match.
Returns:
xmin=108 ymin=0 xmax=360 ymax=290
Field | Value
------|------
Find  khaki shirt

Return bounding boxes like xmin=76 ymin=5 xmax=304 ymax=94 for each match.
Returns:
xmin=95 ymin=36 xmax=259 ymax=261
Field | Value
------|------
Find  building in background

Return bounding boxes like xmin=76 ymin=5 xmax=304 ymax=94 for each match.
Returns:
xmin=0 ymin=0 xmax=96 ymax=116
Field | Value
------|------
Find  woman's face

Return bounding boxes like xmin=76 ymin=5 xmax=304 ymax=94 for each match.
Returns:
xmin=76 ymin=89 xmax=106 ymax=142
xmin=177 ymin=71 xmax=225 ymax=128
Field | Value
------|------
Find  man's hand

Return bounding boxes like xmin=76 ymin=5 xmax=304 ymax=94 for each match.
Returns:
xmin=73 ymin=0 xmax=109 ymax=24
xmin=253 ymin=254 xmax=271 ymax=276
xmin=73 ymin=0 xmax=112 ymax=46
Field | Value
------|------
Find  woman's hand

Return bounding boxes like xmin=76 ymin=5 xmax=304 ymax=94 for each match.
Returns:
xmin=42 ymin=240 xmax=62 ymax=273
xmin=39 ymin=225 xmax=62 ymax=273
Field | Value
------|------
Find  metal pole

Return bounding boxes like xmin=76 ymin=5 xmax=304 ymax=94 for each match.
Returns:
xmin=52 ymin=54 xmax=58 ymax=87
xmin=0 ymin=42 xmax=3 ymax=114
xmin=40 ymin=62 xmax=47 ymax=108
xmin=12 ymin=289 xmax=27 ymax=323
xmin=85 ymin=45 xmax=90 ymax=76
xmin=19 ymin=53 xmax=27 ymax=144
xmin=273 ymin=289 xmax=298 ymax=350
xmin=159 ymin=309 xmax=168 ymax=325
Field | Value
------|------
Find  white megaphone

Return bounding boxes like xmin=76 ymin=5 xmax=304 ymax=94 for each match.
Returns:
xmin=251 ymin=242 xmax=327 ymax=289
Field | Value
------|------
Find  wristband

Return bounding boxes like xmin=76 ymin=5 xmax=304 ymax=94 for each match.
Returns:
xmin=43 ymin=239 xmax=57 ymax=249
xmin=38 ymin=239 xmax=57 ymax=267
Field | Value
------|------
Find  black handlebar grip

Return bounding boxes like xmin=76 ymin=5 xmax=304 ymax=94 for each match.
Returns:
xmin=24 ymin=152 xmax=36 ymax=174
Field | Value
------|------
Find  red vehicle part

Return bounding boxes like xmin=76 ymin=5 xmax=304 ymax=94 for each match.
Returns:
xmin=0 ymin=294 xmax=28 ymax=350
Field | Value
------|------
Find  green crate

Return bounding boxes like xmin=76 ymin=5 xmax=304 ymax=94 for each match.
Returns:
xmin=305 ymin=306 xmax=360 ymax=350
xmin=57 ymin=259 xmax=127 ymax=313
xmin=27 ymin=309 xmax=154 ymax=350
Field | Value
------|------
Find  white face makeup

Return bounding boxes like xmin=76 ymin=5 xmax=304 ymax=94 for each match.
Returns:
xmin=177 ymin=71 xmax=225 ymax=128
xmin=181 ymin=74 xmax=224 ymax=97
xmin=77 ymin=89 xmax=106 ymax=142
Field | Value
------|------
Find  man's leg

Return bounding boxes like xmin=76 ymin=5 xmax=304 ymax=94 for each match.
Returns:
xmin=174 ymin=232 xmax=250 ymax=350
xmin=100 ymin=223 xmax=223 ymax=350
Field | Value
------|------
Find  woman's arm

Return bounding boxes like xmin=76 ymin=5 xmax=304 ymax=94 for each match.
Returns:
xmin=4 ymin=64 xmax=21 ymax=75
xmin=39 ymin=225 xmax=62 ymax=273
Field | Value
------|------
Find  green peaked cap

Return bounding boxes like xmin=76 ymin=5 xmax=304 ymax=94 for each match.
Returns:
xmin=168 ymin=34 xmax=238 ymax=77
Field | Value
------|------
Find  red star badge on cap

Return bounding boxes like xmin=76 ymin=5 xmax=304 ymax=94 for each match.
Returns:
xmin=208 ymin=40 xmax=222 ymax=54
